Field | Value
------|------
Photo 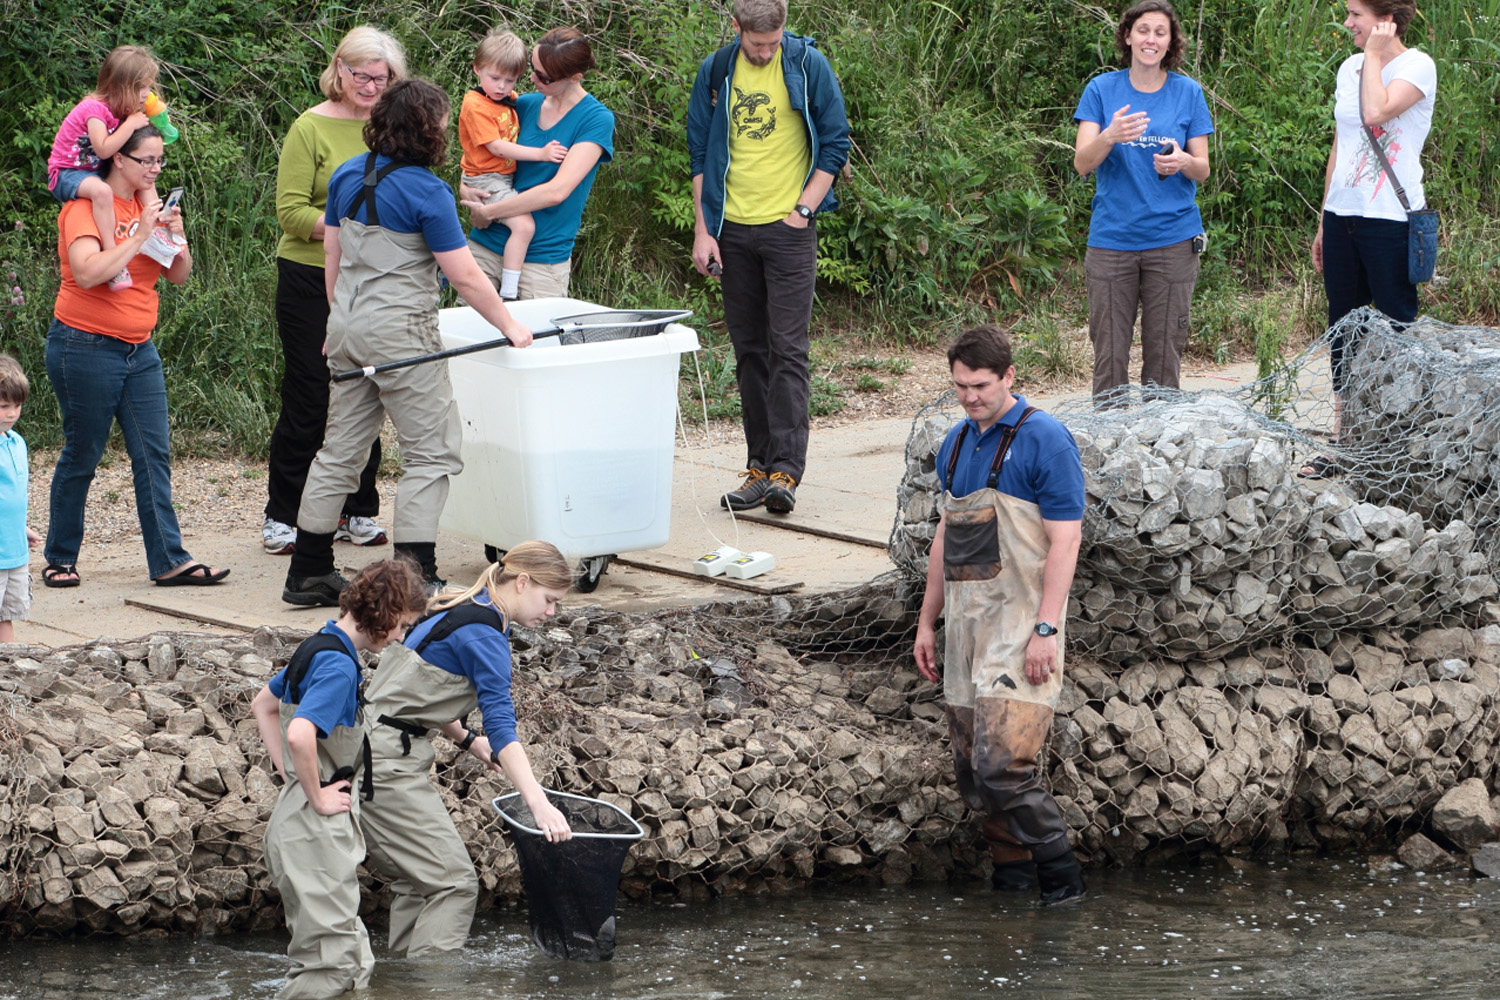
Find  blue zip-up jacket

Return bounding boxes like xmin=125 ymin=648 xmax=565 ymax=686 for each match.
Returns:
xmin=686 ymin=31 xmax=851 ymax=238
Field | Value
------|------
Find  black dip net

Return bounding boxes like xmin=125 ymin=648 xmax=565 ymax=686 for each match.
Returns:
xmin=493 ymin=790 xmax=645 ymax=960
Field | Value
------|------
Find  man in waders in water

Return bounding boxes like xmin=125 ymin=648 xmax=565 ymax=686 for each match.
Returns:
xmin=913 ymin=324 xmax=1088 ymax=904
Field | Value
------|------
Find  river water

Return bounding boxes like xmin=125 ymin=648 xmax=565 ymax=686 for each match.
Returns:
xmin=6 ymin=857 xmax=1499 ymax=1000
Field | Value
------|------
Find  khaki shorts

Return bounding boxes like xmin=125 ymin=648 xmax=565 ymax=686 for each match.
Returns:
xmin=464 ymin=171 xmax=518 ymax=204
xmin=467 ymin=240 xmax=571 ymax=300
xmin=0 ymin=563 xmax=31 ymax=621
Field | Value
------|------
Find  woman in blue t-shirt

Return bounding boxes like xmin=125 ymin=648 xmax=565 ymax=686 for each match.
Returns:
xmin=462 ymin=27 xmax=616 ymax=299
xmin=1073 ymin=0 xmax=1213 ymax=403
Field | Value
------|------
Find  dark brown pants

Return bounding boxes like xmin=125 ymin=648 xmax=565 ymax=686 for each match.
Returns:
xmin=947 ymin=698 xmax=1071 ymax=863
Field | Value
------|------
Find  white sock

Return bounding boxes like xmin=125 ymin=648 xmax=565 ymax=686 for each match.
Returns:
xmin=500 ymin=269 xmax=521 ymax=299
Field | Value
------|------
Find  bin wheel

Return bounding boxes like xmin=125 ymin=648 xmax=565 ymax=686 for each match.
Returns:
xmin=484 ymin=545 xmax=505 ymax=565
xmin=575 ymin=555 xmax=611 ymax=593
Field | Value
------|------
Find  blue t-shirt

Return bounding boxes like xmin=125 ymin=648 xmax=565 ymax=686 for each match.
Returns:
xmin=0 ymin=430 xmax=28 ymax=570
xmin=404 ymin=590 xmax=519 ymax=751
xmin=1073 ymin=70 xmax=1214 ymax=251
xmin=324 ymin=153 xmax=467 ymax=252
xmin=267 ymin=622 xmax=362 ymax=737
xmin=469 ymin=92 xmax=615 ymax=264
xmin=935 ymin=395 xmax=1086 ymax=521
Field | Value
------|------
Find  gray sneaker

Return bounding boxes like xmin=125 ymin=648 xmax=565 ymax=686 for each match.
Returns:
xmin=721 ymin=469 xmax=770 ymax=511
xmin=282 ymin=571 xmax=348 ymax=607
xmin=335 ymin=514 xmax=388 ymax=546
xmin=262 ymin=516 xmax=297 ymax=555
xmin=764 ymin=472 xmax=797 ymax=514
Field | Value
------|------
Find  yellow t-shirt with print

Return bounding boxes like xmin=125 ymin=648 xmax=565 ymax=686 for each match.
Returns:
xmin=723 ymin=49 xmax=811 ymax=225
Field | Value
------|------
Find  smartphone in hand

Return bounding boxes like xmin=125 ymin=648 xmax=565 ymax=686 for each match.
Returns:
xmin=1156 ymin=142 xmax=1175 ymax=181
xmin=162 ymin=187 xmax=184 ymax=213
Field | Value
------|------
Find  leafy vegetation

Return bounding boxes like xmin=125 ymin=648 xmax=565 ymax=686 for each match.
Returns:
xmin=1 ymin=0 xmax=1498 ymax=451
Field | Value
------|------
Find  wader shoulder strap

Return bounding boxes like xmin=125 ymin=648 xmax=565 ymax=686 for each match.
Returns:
xmin=373 ymin=602 xmax=505 ymax=758
xmin=345 ymin=151 xmax=415 ymax=228
xmin=284 ymin=633 xmax=357 ymax=704
xmin=411 ymin=601 xmax=507 ymax=655
xmin=709 ymin=42 xmax=735 ymax=109
xmin=942 ymin=406 xmax=1039 ymax=491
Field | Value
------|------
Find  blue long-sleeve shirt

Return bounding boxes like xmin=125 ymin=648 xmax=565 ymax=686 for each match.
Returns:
xmin=402 ymin=590 xmax=518 ymax=750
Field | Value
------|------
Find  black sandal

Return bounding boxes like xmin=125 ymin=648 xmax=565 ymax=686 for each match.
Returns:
xmin=43 ymin=564 xmax=81 ymax=588
xmin=154 ymin=562 xmax=231 ymax=587
xmin=1298 ymin=454 xmax=1341 ymax=479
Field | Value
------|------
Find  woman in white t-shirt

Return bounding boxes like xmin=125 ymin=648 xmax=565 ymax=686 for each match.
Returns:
xmin=1303 ymin=0 xmax=1435 ymax=478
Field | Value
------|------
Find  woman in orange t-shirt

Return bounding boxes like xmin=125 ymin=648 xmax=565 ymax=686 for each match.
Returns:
xmin=42 ymin=125 xmax=229 ymax=590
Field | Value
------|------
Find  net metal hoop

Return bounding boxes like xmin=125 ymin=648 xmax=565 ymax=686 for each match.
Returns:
xmin=493 ymin=790 xmax=646 ymax=842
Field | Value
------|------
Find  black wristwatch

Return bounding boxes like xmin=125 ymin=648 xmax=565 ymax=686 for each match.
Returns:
xmin=456 ymin=729 xmax=477 ymax=751
xmin=1033 ymin=622 xmax=1058 ymax=637
xmin=794 ymin=204 xmax=815 ymax=220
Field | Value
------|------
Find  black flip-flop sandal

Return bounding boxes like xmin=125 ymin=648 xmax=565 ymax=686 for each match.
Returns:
xmin=43 ymin=564 xmax=80 ymax=588
xmin=154 ymin=563 xmax=231 ymax=586
xmin=1298 ymin=455 xmax=1341 ymax=479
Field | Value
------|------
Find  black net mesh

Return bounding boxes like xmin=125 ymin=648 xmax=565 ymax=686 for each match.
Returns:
xmin=493 ymin=791 xmax=643 ymax=961
xmin=551 ymin=309 xmax=692 ymax=346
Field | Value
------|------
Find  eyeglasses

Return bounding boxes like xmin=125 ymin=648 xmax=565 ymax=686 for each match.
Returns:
xmin=531 ymin=62 xmax=555 ymax=85
xmin=340 ymin=60 xmax=390 ymax=88
xmin=121 ymin=152 xmax=167 ymax=168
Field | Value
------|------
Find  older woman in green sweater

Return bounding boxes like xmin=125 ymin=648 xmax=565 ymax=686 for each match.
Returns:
xmin=263 ymin=26 xmax=405 ymax=557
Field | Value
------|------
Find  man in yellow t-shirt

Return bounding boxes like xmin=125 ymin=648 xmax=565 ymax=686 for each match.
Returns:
xmin=686 ymin=0 xmax=850 ymax=515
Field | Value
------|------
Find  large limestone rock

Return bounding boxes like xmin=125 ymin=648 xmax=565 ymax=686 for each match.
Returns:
xmin=1432 ymin=778 xmax=1500 ymax=849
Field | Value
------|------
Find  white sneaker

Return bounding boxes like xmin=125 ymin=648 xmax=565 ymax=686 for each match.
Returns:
xmin=335 ymin=514 xmax=389 ymax=547
xmin=262 ymin=517 xmax=297 ymax=555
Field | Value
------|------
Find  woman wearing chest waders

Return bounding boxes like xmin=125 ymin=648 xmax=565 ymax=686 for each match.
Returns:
xmin=359 ymin=540 xmax=573 ymax=957
xmin=251 ymin=559 xmax=428 ymax=999
xmin=281 ymin=78 xmax=532 ymax=607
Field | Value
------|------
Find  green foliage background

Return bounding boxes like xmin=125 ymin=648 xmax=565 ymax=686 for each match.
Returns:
xmin=0 ymin=0 xmax=1498 ymax=451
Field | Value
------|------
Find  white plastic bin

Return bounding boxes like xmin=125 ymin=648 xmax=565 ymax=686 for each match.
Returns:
xmin=438 ymin=298 xmax=699 ymax=579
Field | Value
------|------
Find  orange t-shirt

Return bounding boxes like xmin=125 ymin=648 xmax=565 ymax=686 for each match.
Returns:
xmin=458 ymin=88 xmax=521 ymax=177
xmin=54 ymin=195 xmax=163 ymax=343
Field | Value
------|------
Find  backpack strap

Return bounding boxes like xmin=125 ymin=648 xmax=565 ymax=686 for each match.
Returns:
xmin=709 ymin=42 xmax=736 ymax=109
xmin=283 ymin=632 xmax=357 ymax=704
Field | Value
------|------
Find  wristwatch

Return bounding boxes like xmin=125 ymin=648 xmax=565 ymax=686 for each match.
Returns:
xmin=794 ymin=204 xmax=815 ymax=220
xmin=456 ymin=729 xmax=477 ymax=751
xmin=1033 ymin=621 xmax=1058 ymax=637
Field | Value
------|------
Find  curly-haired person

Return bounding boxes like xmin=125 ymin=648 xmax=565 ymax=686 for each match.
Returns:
xmin=282 ymin=79 xmax=533 ymax=606
xmin=251 ymin=558 xmax=429 ymax=999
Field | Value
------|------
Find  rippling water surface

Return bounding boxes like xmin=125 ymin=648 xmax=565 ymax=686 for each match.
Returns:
xmin=6 ymin=858 xmax=1500 ymax=999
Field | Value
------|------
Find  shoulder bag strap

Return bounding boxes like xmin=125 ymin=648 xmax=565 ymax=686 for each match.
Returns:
xmin=1357 ymin=70 xmax=1413 ymax=215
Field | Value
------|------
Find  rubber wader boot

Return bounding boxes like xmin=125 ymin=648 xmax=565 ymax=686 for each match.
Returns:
xmin=1036 ymin=848 xmax=1085 ymax=905
xmin=991 ymin=859 xmax=1039 ymax=891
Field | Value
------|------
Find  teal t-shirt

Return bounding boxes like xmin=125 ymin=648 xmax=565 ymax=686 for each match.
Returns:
xmin=469 ymin=92 xmax=615 ymax=264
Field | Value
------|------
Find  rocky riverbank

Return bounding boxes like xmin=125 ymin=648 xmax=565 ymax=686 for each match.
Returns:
xmin=6 ymin=586 xmax=1500 ymax=938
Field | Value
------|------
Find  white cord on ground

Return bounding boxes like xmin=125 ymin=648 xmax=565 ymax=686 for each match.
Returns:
xmin=676 ymin=347 xmax=741 ymax=555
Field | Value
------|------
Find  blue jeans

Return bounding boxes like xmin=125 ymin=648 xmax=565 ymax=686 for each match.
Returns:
xmin=44 ymin=319 xmax=193 ymax=578
xmin=1322 ymin=211 xmax=1418 ymax=393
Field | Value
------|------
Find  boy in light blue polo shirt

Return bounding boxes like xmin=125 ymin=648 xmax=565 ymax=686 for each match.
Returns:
xmin=0 ymin=355 xmax=40 ymax=642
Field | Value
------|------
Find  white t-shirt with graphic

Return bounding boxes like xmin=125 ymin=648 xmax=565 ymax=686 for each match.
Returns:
xmin=1325 ymin=48 xmax=1436 ymax=221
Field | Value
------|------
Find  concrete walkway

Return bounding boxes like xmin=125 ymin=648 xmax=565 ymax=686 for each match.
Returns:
xmin=17 ymin=357 xmax=1268 ymax=649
